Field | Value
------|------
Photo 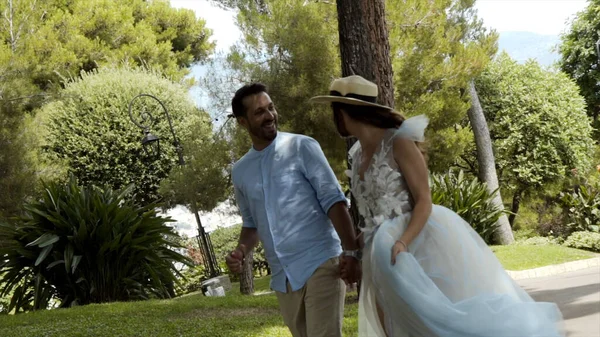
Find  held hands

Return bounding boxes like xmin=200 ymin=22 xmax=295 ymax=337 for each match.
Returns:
xmin=225 ymin=244 xmax=247 ymax=274
xmin=339 ymin=255 xmax=361 ymax=285
xmin=391 ymin=240 xmax=408 ymax=265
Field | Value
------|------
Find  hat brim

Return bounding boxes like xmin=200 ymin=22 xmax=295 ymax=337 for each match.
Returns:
xmin=309 ymin=95 xmax=392 ymax=110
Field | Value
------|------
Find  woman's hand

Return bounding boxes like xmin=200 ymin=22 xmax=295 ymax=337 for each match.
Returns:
xmin=391 ymin=240 xmax=408 ymax=265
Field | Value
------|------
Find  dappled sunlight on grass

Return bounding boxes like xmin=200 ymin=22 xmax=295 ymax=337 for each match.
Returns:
xmin=1 ymin=245 xmax=584 ymax=337
xmin=491 ymin=244 xmax=595 ymax=270
xmin=252 ymin=324 xmax=293 ymax=337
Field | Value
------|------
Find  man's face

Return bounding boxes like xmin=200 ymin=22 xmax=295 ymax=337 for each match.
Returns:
xmin=240 ymin=92 xmax=278 ymax=143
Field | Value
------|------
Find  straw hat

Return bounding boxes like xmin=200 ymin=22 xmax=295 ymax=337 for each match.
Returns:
xmin=309 ymin=75 xmax=392 ymax=110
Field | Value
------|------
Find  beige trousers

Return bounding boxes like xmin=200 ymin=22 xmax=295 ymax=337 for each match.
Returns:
xmin=275 ymin=257 xmax=346 ymax=337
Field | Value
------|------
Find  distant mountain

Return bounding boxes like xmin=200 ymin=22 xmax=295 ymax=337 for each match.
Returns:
xmin=497 ymin=31 xmax=561 ymax=67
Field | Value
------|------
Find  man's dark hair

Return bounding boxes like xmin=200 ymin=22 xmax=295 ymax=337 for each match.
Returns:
xmin=231 ymin=83 xmax=268 ymax=118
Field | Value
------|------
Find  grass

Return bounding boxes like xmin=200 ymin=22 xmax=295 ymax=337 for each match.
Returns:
xmin=0 ymin=275 xmax=359 ymax=337
xmin=492 ymin=244 xmax=596 ymax=271
xmin=0 ymin=244 xmax=594 ymax=337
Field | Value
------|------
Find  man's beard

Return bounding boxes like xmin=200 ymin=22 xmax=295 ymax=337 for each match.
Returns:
xmin=249 ymin=118 xmax=278 ymax=142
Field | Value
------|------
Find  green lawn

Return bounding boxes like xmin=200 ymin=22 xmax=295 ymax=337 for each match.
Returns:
xmin=492 ymin=244 xmax=596 ymax=271
xmin=0 ymin=244 xmax=595 ymax=337
xmin=0 ymin=275 xmax=358 ymax=337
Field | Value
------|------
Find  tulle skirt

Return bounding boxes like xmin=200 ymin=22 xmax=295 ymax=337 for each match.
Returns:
xmin=358 ymin=205 xmax=565 ymax=337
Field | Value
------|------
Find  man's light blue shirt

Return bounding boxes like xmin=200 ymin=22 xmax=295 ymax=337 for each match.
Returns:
xmin=232 ymin=132 xmax=347 ymax=293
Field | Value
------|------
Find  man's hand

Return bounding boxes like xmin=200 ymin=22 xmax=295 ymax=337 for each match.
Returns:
xmin=339 ymin=255 xmax=361 ymax=285
xmin=225 ymin=244 xmax=246 ymax=274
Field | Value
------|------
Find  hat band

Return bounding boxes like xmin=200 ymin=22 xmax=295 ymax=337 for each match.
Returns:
xmin=330 ymin=90 xmax=377 ymax=103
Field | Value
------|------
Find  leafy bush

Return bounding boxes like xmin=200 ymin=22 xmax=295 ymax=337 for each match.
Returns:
xmin=563 ymin=231 xmax=600 ymax=252
xmin=0 ymin=177 xmax=192 ymax=313
xmin=513 ymin=228 xmax=537 ymax=241
xmin=176 ymin=265 xmax=209 ymax=295
xmin=515 ymin=236 xmax=560 ymax=246
xmin=431 ymin=169 xmax=505 ymax=244
xmin=0 ymin=291 xmax=8 ymax=314
xmin=559 ymin=183 xmax=600 ymax=234
xmin=210 ymin=225 xmax=270 ymax=279
xmin=37 ymin=67 xmax=214 ymax=206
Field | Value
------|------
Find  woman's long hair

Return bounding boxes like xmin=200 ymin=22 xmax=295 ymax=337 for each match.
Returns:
xmin=331 ymin=102 xmax=427 ymax=160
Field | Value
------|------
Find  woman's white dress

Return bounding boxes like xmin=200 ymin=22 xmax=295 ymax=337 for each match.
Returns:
xmin=349 ymin=115 xmax=565 ymax=337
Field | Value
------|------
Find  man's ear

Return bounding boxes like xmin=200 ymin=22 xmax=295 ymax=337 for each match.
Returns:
xmin=237 ymin=116 xmax=249 ymax=129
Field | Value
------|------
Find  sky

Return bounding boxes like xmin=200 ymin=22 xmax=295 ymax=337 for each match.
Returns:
xmin=170 ymin=0 xmax=589 ymax=51
xmin=475 ymin=0 xmax=586 ymax=36
xmin=164 ymin=0 xmax=590 ymax=238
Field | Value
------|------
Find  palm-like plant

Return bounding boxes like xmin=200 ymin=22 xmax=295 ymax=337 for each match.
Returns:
xmin=0 ymin=177 xmax=192 ymax=312
xmin=431 ymin=169 xmax=506 ymax=244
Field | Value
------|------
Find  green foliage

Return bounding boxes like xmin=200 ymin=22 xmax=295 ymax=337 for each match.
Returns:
xmin=475 ymin=53 xmax=594 ymax=204
xmin=38 ymin=67 xmax=213 ymax=205
xmin=176 ymin=265 xmax=210 ymax=295
xmin=0 ymin=0 xmax=214 ymax=87
xmin=563 ymin=231 xmax=600 ymax=252
xmin=430 ymin=169 xmax=504 ymax=244
xmin=513 ymin=228 xmax=538 ymax=241
xmin=387 ymin=0 xmax=498 ymax=172
xmin=0 ymin=176 xmax=192 ymax=313
xmin=0 ymin=290 xmax=8 ymax=314
xmin=159 ymin=133 xmax=231 ymax=213
xmin=210 ymin=225 xmax=269 ymax=279
xmin=0 ymin=0 xmax=214 ymax=219
xmin=559 ymin=0 xmax=600 ymax=136
xmin=214 ymin=0 xmax=496 ymax=178
xmin=515 ymin=236 xmax=560 ymax=246
xmin=0 ymin=108 xmax=36 ymax=219
xmin=559 ymin=183 xmax=600 ymax=234
xmin=207 ymin=0 xmax=346 ymax=178
xmin=514 ymin=197 xmax=564 ymax=238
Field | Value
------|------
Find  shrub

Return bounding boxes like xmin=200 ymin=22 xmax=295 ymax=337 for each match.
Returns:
xmin=559 ymin=183 xmax=600 ymax=235
xmin=176 ymin=265 xmax=209 ymax=295
xmin=515 ymin=236 xmax=560 ymax=246
xmin=563 ymin=231 xmax=600 ymax=252
xmin=0 ymin=292 xmax=8 ymax=314
xmin=513 ymin=228 xmax=537 ymax=241
xmin=37 ymin=67 xmax=214 ymax=206
xmin=431 ymin=169 xmax=505 ymax=244
xmin=0 ymin=177 xmax=192 ymax=313
xmin=210 ymin=225 xmax=269 ymax=278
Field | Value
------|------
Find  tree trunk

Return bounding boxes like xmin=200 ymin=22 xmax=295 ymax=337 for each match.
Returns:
xmin=467 ymin=81 xmax=514 ymax=244
xmin=336 ymin=0 xmax=395 ymax=299
xmin=336 ymin=0 xmax=395 ymax=107
xmin=240 ymin=249 xmax=254 ymax=295
xmin=509 ymin=187 xmax=524 ymax=227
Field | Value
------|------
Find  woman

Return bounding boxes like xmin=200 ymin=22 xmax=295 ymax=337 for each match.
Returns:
xmin=310 ymin=75 xmax=564 ymax=337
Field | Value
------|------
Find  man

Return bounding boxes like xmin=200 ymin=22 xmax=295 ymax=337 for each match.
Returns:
xmin=225 ymin=82 xmax=361 ymax=337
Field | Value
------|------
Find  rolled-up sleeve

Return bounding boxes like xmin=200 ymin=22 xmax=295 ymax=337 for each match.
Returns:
xmin=234 ymin=184 xmax=256 ymax=228
xmin=300 ymin=138 xmax=348 ymax=213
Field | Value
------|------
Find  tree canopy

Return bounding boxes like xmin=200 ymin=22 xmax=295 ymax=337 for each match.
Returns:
xmin=476 ymin=53 xmax=594 ymax=220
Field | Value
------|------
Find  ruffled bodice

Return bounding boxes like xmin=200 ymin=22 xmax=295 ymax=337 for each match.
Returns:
xmin=345 ymin=115 xmax=429 ymax=235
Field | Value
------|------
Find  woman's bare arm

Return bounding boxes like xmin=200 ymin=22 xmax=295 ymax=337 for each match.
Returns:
xmin=392 ymin=137 xmax=433 ymax=249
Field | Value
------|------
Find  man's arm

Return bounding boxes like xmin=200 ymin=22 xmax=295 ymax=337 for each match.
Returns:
xmin=300 ymin=137 xmax=361 ymax=283
xmin=227 ymin=181 xmax=261 ymax=273
xmin=300 ymin=137 xmax=359 ymax=249
xmin=236 ymin=227 xmax=259 ymax=257
xmin=328 ymin=202 xmax=359 ymax=251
